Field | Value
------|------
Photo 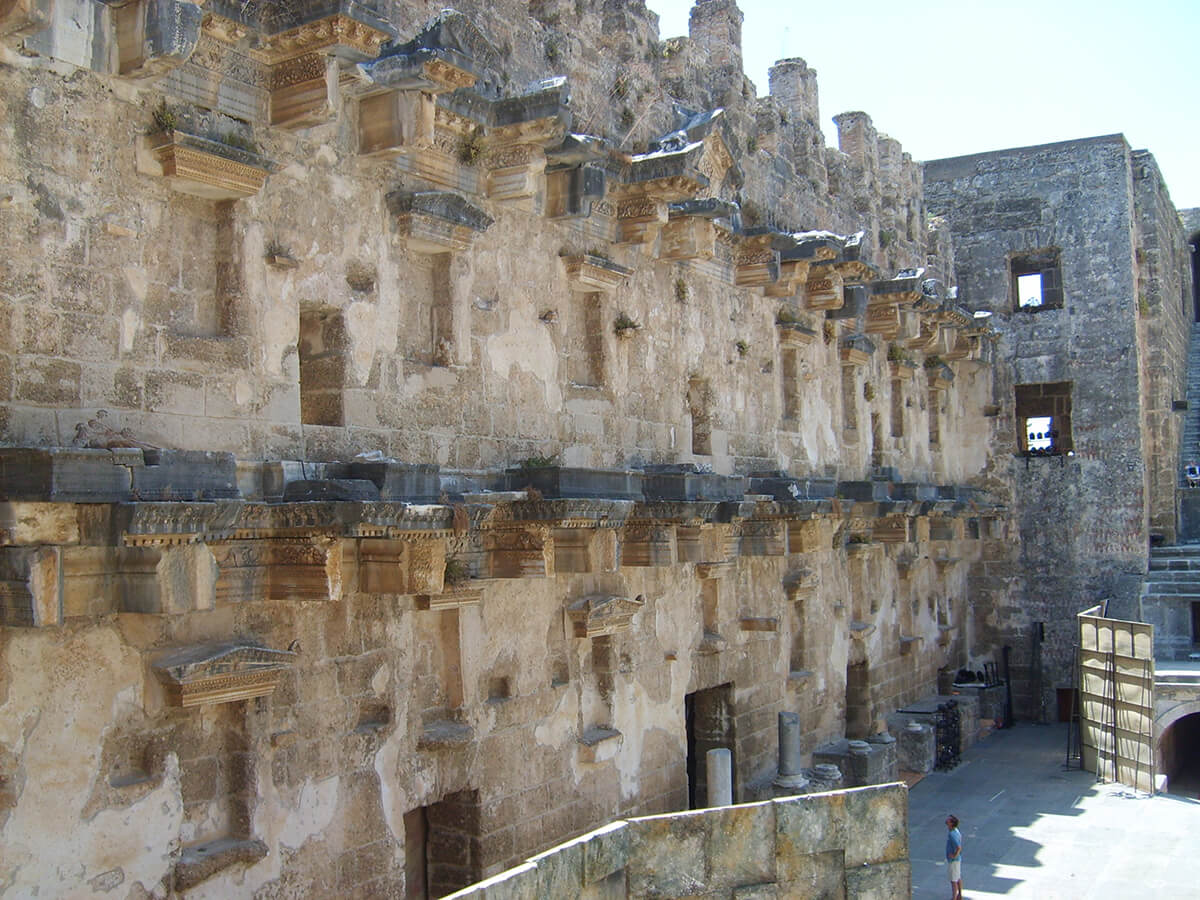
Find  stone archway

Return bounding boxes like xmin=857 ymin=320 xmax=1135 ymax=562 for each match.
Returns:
xmin=1155 ymin=700 xmax=1200 ymax=797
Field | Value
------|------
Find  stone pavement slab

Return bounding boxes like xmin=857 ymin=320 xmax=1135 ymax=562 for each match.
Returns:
xmin=907 ymin=722 xmax=1200 ymax=898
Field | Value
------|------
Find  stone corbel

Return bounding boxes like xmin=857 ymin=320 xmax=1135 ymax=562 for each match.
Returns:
xmin=214 ymin=538 xmax=340 ymax=603
xmin=765 ymin=259 xmax=812 ymax=298
xmin=0 ymin=0 xmax=52 ymax=39
xmin=783 ymin=566 xmax=819 ymax=600
xmin=801 ymin=266 xmax=844 ymax=311
xmin=561 ymin=254 xmax=634 ymax=292
xmin=839 ymin=333 xmax=876 ymax=367
xmin=486 ymin=526 xmax=552 ymax=578
xmin=614 ymin=194 xmax=670 ymax=246
xmin=928 ymin=362 xmax=954 ymax=391
xmin=484 ymin=81 xmax=570 ymax=203
xmin=566 ymin=593 xmax=645 ymax=638
xmin=152 ymin=640 xmax=296 ymax=707
xmin=904 ymin=320 xmax=941 ymax=353
xmin=483 ymin=142 xmax=546 ymax=204
xmin=787 ymin=518 xmax=828 ymax=553
xmin=387 ymin=190 xmax=494 ymax=254
xmin=733 ymin=234 xmax=780 ymax=288
xmin=147 ymin=131 xmax=275 ymax=200
xmin=269 ymin=52 xmax=340 ymax=130
xmin=659 ymin=199 xmax=737 ymax=262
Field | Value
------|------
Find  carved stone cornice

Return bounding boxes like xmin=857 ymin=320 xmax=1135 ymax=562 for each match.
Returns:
xmin=387 ymin=190 xmax=494 ymax=254
xmin=149 ymin=132 xmax=274 ymax=201
xmin=253 ymin=13 xmax=391 ymax=65
xmin=802 ymin=268 xmax=844 ymax=311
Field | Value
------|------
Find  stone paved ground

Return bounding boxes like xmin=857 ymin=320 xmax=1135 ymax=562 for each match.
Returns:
xmin=907 ymin=722 xmax=1200 ymax=898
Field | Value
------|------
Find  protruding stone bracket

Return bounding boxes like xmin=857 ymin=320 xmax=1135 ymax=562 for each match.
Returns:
xmin=566 ymin=593 xmax=644 ymax=638
xmin=387 ymin=190 xmax=493 ymax=254
xmin=659 ymin=199 xmax=737 ymax=262
xmin=783 ymin=567 xmax=819 ymax=600
xmin=739 ymin=616 xmax=779 ymax=632
xmin=928 ymin=362 xmax=955 ymax=391
xmin=776 ymin=320 xmax=818 ymax=347
xmin=802 ymin=266 xmax=844 ymax=311
xmin=787 ymin=518 xmax=827 ymax=553
xmin=695 ymin=560 xmax=735 ymax=579
xmin=839 ymin=334 xmax=876 ymax=367
xmin=254 ymin=12 xmax=393 ymax=65
xmin=871 ymin=515 xmax=910 ymax=543
xmin=152 ymin=640 xmax=296 ymax=707
xmin=561 ymin=254 xmax=634 ymax=292
xmin=213 ymin=538 xmax=340 ymax=604
xmin=147 ymin=131 xmax=275 ymax=200
xmin=544 ymin=133 xmax=609 ymax=218
xmin=578 ymin=726 xmax=623 ymax=763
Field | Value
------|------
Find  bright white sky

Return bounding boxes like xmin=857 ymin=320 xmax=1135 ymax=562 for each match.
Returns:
xmin=646 ymin=0 xmax=1200 ymax=211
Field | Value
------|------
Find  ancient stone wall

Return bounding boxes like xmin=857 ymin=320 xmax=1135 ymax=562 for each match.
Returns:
xmin=925 ymin=135 xmax=1190 ymax=719
xmin=444 ymin=783 xmax=910 ymax=899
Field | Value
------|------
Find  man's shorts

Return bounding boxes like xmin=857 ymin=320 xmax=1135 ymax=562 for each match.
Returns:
xmin=948 ymin=859 xmax=961 ymax=881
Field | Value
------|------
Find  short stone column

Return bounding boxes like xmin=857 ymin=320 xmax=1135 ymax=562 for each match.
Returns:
xmin=809 ymin=763 xmax=844 ymax=792
xmin=706 ymin=747 xmax=733 ymax=807
xmin=773 ymin=711 xmax=809 ymax=791
xmin=846 ymin=739 xmax=872 ymax=786
xmin=898 ymin=719 xmax=936 ymax=774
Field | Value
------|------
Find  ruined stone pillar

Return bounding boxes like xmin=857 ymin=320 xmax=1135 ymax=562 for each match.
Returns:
xmin=706 ymin=747 xmax=732 ymax=807
xmin=773 ymin=711 xmax=809 ymax=790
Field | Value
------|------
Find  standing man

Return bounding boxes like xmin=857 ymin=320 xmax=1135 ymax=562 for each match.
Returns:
xmin=945 ymin=814 xmax=963 ymax=900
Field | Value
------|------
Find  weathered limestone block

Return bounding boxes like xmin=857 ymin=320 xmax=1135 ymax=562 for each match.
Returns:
xmin=486 ymin=527 xmax=551 ymax=578
xmin=112 ymin=0 xmax=203 ymax=79
xmin=269 ymin=52 xmax=338 ymax=129
xmin=358 ymin=89 xmax=436 ymax=156
xmin=358 ymin=537 xmax=445 ymax=595
xmin=738 ymin=520 xmax=785 ymax=556
xmin=174 ymin=837 xmax=269 ymax=890
xmin=620 ymin=524 xmax=675 ymax=567
xmin=839 ymin=334 xmax=875 ymax=367
xmin=803 ymin=268 xmax=844 ymax=311
xmin=0 ymin=545 xmax=61 ymax=626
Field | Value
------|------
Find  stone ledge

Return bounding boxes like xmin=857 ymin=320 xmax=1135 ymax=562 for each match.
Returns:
xmin=175 ymin=837 xmax=268 ymax=892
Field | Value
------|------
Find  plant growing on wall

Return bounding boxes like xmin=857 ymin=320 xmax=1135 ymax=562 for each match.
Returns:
xmin=458 ymin=128 xmax=486 ymax=165
xmin=863 ymin=383 xmax=876 ymax=401
xmin=674 ymin=278 xmax=689 ymax=303
xmin=444 ymin=556 xmax=470 ymax=585
xmin=823 ymin=321 xmax=836 ymax=345
xmin=735 ymin=340 xmax=749 ymax=357
xmin=151 ymin=100 xmax=177 ymax=133
xmin=518 ymin=453 xmax=557 ymax=469
xmin=614 ymin=313 xmax=641 ymax=336
xmin=923 ymin=354 xmax=945 ymax=369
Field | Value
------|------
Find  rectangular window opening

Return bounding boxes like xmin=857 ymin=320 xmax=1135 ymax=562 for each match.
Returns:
xmin=1015 ymin=382 xmax=1073 ymax=455
xmin=1011 ymin=248 xmax=1063 ymax=311
xmin=1017 ymin=273 xmax=1044 ymax=308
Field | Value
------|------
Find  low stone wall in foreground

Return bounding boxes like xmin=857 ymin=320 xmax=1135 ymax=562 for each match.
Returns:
xmin=446 ymin=783 xmax=909 ymax=899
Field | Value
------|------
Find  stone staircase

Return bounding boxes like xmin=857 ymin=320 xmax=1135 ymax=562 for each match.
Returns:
xmin=1142 ymin=545 xmax=1200 ymax=661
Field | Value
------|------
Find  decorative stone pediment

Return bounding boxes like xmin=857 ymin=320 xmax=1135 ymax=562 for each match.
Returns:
xmin=148 ymin=131 xmax=275 ymax=200
xmin=152 ymin=640 xmax=296 ymax=707
xmin=566 ymin=593 xmax=645 ymax=638
xmin=387 ymin=190 xmax=493 ymax=254
xmin=562 ymin=254 xmax=633 ymax=292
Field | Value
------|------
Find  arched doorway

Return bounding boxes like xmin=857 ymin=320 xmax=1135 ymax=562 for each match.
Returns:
xmin=1158 ymin=709 xmax=1200 ymax=797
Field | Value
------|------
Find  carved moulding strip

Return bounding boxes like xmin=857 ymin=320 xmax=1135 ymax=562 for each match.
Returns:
xmin=777 ymin=322 xmax=818 ymax=348
xmin=149 ymin=132 xmax=273 ymax=200
xmin=152 ymin=640 xmax=296 ymax=707
xmin=254 ymin=13 xmax=392 ymax=65
xmin=415 ymin=587 xmax=482 ymax=611
xmin=566 ymin=593 xmax=645 ymax=638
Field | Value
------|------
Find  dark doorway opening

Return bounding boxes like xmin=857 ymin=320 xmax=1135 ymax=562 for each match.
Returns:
xmin=685 ymin=683 xmax=734 ymax=808
xmin=405 ymin=789 xmax=482 ymax=898
xmin=1190 ymin=231 xmax=1200 ymax=323
xmin=1160 ymin=712 xmax=1200 ymax=798
xmin=1191 ymin=600 xmax=1200 ymax=646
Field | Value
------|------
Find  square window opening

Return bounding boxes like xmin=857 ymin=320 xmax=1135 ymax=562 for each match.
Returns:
xmin=1011 ymin=248 xmax=1063 ymax=311
xmin=1015 ymin=382 xmax=1073 ymax=455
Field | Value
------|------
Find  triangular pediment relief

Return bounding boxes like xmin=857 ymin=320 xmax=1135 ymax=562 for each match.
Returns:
xmin=566 ymin=593 xmax=645 ymax=638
